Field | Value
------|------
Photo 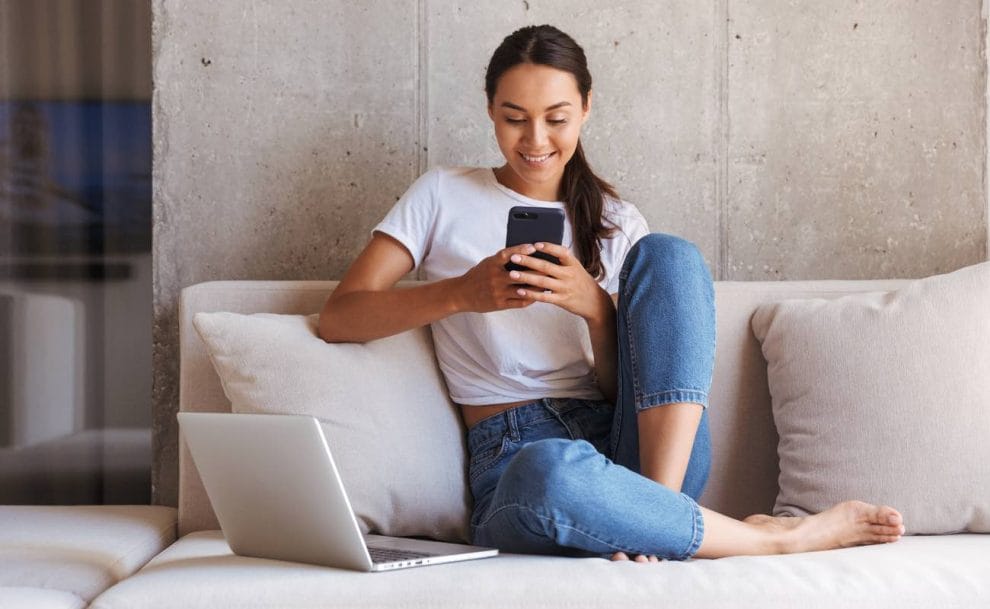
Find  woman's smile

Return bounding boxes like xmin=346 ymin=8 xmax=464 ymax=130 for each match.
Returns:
xmin=519 ymin=150 xmax=557 ymax=168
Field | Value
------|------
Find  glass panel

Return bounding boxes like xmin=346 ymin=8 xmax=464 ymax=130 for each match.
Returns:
xmin=0 ymin=0 xmax=152 ymax=504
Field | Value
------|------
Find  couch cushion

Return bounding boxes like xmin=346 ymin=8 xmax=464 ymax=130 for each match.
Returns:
xmin=0 ymin=588 xmax=87 ymax=609
xmin=0 ymin=505 xmax=177 ymax=607
xmin=751 ymin=261 xmax=990 ymax=534
xmin=90 ymin=530 xmax=989 ymax=609
xmin=192 ymin=310 xmax=471 ymax=543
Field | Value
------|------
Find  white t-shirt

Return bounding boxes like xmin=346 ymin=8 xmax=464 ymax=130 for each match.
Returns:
xmin=371 ymin=166 xmax=649 ymax=406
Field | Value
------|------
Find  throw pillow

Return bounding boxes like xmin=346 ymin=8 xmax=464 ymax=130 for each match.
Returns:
xmin=750 ymin=261 xmax=990 ymax=534
xmin=192 ymin=311 xmax=472 ymax=543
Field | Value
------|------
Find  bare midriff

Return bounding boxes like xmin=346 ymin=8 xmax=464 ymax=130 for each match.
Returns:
xmin=459 ymin=399 xmax=539 ymax=430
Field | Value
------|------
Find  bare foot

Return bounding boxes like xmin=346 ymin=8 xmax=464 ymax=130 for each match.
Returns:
xmin=772 ymin=501 xmax=905 ymax=554
xmin=610 ymin=551 xmax=661 ymax=563
xmin=742 ymin=513 xmax=802 ymax=531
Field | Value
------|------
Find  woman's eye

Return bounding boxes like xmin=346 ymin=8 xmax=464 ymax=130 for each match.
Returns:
xmin=505 ymin=117 xmax=567 ymax=125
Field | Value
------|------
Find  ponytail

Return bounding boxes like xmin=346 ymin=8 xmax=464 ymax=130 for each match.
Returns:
xmin=561 ymin=140 xmax=618 ymax=282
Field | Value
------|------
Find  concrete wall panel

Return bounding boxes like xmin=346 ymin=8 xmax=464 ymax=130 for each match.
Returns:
xmin=152 ymin=0 xmax=419 ymax=503
xmin=426 ymin=1 xmax=719 ymax=265
xmin=727 ymin=0 xmax=986 ymax=279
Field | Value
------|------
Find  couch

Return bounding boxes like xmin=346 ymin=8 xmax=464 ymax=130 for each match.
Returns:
xmin=3 ymin=277 xmax=988 ymax=608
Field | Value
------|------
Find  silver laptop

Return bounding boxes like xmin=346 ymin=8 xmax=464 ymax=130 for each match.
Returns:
xmin=178 ymin=412 xmax=498 ymax=571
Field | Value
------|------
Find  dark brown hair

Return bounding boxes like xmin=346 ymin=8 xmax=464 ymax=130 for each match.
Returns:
xmin=485 ymin=24 xmax=618 ymax=281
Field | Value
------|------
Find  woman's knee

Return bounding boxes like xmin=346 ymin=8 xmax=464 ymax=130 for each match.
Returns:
xmin=628 ymin=233 xmax=706 ymax=270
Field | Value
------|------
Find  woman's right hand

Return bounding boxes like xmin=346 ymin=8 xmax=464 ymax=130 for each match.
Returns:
xmin=453 ymin=243 xmax=542 ymax=314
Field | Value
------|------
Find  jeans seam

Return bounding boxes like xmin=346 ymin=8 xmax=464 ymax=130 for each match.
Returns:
xmin=475 ymin=501 xmax=675 ymax=558
xmin=624 ymin=303 xmax=642 ymax=404
xmin=676 ymin=494 xmax=705 ymax=560
xmin=637 ymin=389 xmax=710 ymax=411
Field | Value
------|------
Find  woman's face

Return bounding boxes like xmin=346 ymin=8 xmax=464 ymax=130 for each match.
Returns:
xmin=488 ymin=62 xmax=591 ymax=201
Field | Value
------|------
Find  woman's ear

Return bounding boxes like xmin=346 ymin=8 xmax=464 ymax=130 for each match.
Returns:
xmin=487 ymin=103 xmax=495 ymax=122
xmin=582 ymin=90 xmax=593 ymax=124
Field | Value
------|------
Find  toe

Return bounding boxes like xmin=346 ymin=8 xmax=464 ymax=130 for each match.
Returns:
xmin=611 ymin=552 xmax=629 ymax=561
xmin=869 ymin=523 xmax=904 ymax=537
xmin=878 ymin=505 xmax=903 ymax=526
xmin=634 ymin=554 xmax=649 ymax=563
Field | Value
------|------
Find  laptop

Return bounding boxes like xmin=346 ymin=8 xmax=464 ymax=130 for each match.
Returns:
xmin=178 ymin=412 xmax=498 ymax=571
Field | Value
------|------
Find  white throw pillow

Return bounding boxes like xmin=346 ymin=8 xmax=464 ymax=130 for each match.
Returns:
xmin=751 ymin=261 xmax=990 ymax=534
xmin=192 ymin=311 xmax=472 ymax=543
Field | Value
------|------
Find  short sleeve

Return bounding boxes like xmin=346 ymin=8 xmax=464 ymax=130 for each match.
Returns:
xmin=370 ymin=168 xmax=441 ymax=270
xmin=604 ymin=203 xmax=650 ymax=294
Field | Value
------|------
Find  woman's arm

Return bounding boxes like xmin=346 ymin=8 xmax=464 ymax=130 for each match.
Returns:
xmin=319 ymin=233 xmax=461 ymax=343
xmin=585 ymin=292 xmax=619 ymax=405
xmin=320 ymin=233 xmax=457 ymax=343
xmin=319 ymin=233 xmax=539 ymax=343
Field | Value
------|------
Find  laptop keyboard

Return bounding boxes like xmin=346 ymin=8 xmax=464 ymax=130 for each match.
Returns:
xmin=367 ymin=546 xmax=437 ymax=564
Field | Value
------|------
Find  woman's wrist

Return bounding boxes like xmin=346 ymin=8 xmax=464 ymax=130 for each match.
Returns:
xmin=584 ymin=286 xmax=616 ymax=328
xmin=440 ymin=276 xmax=469 ymax=315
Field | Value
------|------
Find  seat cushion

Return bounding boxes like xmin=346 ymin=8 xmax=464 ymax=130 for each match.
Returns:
xmin=90 ymin=530 xmax=989 ymax=609
xmin=0 ymin=588 xmax=87 ymax=609
xmin=0 ymin=505 xmax=177 ymax=606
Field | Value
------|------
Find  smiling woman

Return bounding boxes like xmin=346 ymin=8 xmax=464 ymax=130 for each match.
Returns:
xmin=318 ymin=23 xmax=904 ymax=566
xmin=487 ymin=65 xmax=589 ymax=201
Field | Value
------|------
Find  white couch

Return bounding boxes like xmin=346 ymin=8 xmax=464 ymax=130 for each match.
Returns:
xmin=4 ymin=278 xmax=988 ymax=608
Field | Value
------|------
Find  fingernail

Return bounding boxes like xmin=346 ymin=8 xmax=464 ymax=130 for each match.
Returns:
xmin=535 ymin=242 xmax=544 ymax=249
xmin=510 ymin=271 xmax=520 ymax=279
xmin=517 ymin=288 xmax=526 ymax=296
xmin=511 ymin=255 xmax=521 ymax=262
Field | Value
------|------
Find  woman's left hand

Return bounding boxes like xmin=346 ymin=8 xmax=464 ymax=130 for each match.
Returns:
xmin=506 ymin=242 xmax=613 ymax=324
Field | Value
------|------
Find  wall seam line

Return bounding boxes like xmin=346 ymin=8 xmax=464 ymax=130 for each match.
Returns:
xmin=984 ymin=0 xmax=989 ymax=261
xmin=715 ymin=0 xmax=730 ymax=280
xmin=417 ymin=0 xmax=429 ymax=176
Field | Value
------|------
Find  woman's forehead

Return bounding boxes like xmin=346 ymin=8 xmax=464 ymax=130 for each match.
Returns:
xmin=493 ymin=64 xmax=583 ymax=108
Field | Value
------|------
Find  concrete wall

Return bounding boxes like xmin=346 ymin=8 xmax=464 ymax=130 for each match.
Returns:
xmin=152 ymin=0 xmax=988 ymax=505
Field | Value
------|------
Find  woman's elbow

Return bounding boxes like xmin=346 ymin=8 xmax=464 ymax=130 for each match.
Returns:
xmin=318 ymin=301 xmax=342 ymax=343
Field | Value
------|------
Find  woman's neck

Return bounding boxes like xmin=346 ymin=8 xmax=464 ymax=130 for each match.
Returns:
xmin=494 ymin=165 xmax=562 ymax=202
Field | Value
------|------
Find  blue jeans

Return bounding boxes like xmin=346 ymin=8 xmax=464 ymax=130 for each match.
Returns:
xmin=467 ymin=233 xmax=716 ymax=560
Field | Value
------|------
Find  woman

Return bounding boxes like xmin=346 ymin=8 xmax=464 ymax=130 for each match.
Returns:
xmin=319 ymin=24 xmax=905 ymax=562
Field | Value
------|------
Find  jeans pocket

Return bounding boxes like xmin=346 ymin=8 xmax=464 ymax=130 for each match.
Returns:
xmin=468 ymin=433 xmax=511 ymax=483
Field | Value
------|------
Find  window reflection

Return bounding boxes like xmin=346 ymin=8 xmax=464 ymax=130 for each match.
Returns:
xmin=0 ymin=0 xmax=152 ymax=504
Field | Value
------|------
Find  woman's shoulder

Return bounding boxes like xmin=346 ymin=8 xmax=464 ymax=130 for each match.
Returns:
xmin=603 ymin=195 xmax=648 ymax=233
xmin=409 ymin=165 xmax=492 ymax=194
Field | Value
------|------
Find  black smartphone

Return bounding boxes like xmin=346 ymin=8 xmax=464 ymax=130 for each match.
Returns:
xmin=504 ymin=206 xmax=565 ymax=272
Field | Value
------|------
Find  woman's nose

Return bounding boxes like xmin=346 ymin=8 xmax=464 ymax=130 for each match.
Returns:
xmin=525 ymin=121 xmax=548 ymax=146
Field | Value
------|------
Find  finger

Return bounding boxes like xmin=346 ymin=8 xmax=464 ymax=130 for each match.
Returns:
xmin=507 ymin=269 xmax=563 ymax=291
xmin=508 ymin=253 xmax=559 ymax=276
xmin=514 ymin=286 xmax=559 ymax=303
xmin=501 ymin=243 xmax=538 ymax=261
xmin=533 ymin=242 xmax=574 ymax=265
